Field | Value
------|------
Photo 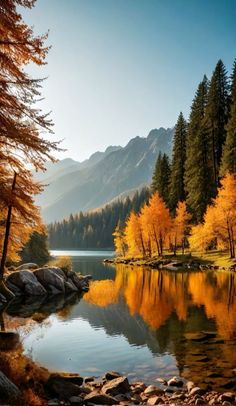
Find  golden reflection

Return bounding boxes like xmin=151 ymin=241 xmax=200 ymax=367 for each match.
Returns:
xmin=84 ymin=265 xmax=236 ymax=340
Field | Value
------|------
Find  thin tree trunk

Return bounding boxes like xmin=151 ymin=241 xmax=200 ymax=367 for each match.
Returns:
xmin=0 ymin=172 xmax=17 ymax=300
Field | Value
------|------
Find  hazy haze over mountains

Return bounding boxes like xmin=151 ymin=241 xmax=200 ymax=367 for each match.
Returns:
xmin=36 ymin=128 xmax=174 ymax=223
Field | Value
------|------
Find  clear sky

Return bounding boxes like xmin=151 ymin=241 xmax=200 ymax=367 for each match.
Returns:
xmin=22 ymin=0 xmax=236 ymax=161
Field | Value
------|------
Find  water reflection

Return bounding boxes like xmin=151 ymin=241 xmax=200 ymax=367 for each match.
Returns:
xmin=3 ymin=262 xmax=236 ymax=391
xmin=84 ymin=265 xmax=236 ymax=389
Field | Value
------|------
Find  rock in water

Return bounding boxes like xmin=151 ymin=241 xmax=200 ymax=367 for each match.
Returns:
xmin=34 ymin=267 xmax=65 ymax=293
xmin=101 ymin=376 xmax=130 ymax=396
xmin=6 ymin=270 xmax=47 ymax=296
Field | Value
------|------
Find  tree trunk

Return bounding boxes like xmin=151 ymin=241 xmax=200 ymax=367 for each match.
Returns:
xmin=0 ymin=172 xmax=17 ymax=301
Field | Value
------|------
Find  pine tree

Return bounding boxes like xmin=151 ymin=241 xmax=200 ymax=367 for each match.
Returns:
xmin=169 ymin=112 xmax=187 ymax=210
xmin=203 ymin=60 xmax=230 ymax=185
xmin=151 ymin=152 xmax=170 ymax=205
xmin=185 ymin=76 xmax=215 ymax=221
xmin=221 ymin=59 xmax=236 ymax=175
xmin=20 ymin=232 xmax=50 ymax=266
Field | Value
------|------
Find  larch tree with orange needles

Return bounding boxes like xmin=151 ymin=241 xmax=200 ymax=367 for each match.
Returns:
xmin=190 ymin=173 xmax=236 ymax=258
xmin=141 ymin=192 xmax=171 ymax=256
xmin=172 ymin=201 xmax=191 ymax=254
xmin=113 ymin=222 xmax=127 ymax=257
xmin=0 ymin=0 xmax=61 ymax=296
xmin=125 ymin=212 xmax=146 ymax=258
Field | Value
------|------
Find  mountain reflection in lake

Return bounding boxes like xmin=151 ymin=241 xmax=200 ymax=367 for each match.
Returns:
xmin=5 ymin=252 xmax=236 ymax=391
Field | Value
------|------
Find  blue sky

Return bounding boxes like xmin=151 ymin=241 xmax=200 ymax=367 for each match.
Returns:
xmin=22 ymin=0 xmax=236 ymax=161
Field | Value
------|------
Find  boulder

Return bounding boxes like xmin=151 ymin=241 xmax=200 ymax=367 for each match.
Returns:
xmin=34 ymin=268 xmax=65 ymax=293
xmin=69 ymin=273 xmax=89 ymax=290
xmin=189 ymin=387 xmax=206 ymax=396
xmin=6 ymin=270 xmax=47 ymax=296
xmin=102 ymin=376 xmax=130 ymax=396
xmin=16 ymin=263 xmax=38 ymax=270
xmin=104 ymin=371 xmax=122 ymax=381
xmin=84 ymin=391 xmax=119 ymax=404
xmin=0 ymin=371 xmax=20 ymax=401
xmin=65 ymin=279 xmax=79 ymax=293
xmin=167 ymin=377 xmax=183 ymax=387
xmin=47 ymin=374 xmax=82 ymax=399
xmin=144 ymin=385 xmax=164 ymax=396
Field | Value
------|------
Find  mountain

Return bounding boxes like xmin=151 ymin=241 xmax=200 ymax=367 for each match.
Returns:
xmin=37 ymin=127 xmax=174 ymax=223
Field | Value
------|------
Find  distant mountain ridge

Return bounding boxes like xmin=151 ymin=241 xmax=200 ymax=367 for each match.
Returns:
xmin=36 ymin=127 xmax=174 ymax=223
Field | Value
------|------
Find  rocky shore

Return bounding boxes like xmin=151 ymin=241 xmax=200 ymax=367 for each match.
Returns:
xmin=0 ymin=263 xmax=91 ymax=304
xmin=104 ymin=257 xmax=236 ymax=272
xmin=0 ymin=365 xmax=235 ymax=406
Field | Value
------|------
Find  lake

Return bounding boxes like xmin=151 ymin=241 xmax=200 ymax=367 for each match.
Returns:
xmin=6 ymin=250 xmax=236 ymax=391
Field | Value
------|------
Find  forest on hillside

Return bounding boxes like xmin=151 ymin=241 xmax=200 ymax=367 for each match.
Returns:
xmin=48 ymin=59 xmax=236 ymax=256
xmin=48 ymin=189 xmax=150 ymax=249
xmin=114 ymin=59 xmax=236 ymax=259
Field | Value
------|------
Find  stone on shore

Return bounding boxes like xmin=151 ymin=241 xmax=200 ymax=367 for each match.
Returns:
xmin=34 ymin=267 xmax=66 ymax=293
xmin=6 ymin=270 xmax=47 ymax=296
xmin=16 ymin=263 xmax=38 ymax=270
xmin=101 ymin=376 xmax=130 ymax=396
xmin=47 ymin=373 xmax=83 ymax=399
xmin=84 ymin=391 xmax=119 ymax=404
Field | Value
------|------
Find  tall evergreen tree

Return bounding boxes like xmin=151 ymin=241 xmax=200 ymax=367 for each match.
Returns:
xmin=221 ymin=59 xmax=236 ymax=175
xmin=185 ymin=76 xmax=215 ymax=221
xmin=151 ymin=152 xmax=170 ymax=205
xmin=203 ymin=60 xmax=230 ymax=185
xmin=169 ymin=112 xmax=187 ymax=210
xmin=20 ymin=232 xmax=50 ymax=266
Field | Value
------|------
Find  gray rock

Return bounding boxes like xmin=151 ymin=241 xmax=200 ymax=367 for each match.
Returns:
xmin=16 ymin=263 xmax=38 ymax=270
xmin=0 ymin=371 xmax=20 ymax=400
xmin=65 ymin=279 xmax=79 ymax=293
xmin=84 ymin=391 xmax=119 ymax=404
xmin=34 ymin=267 xmax=65 ymax=293
xmin=69 ymin=395 xmax=83 ymax=405
xmin=6 ymin=270 xmax=47 ymax=296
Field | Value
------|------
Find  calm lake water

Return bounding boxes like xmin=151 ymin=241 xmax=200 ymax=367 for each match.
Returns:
xmin=5 ymin=250 xmax=236 ymax=390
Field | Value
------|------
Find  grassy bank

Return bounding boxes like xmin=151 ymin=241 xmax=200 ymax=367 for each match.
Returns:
xmin=106 ymin=250 xmax=236 ymax=271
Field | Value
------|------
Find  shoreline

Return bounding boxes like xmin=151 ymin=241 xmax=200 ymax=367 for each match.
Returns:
xmin=0 ymin=350 xmax=235 ymax=406
xmin=104 ymin=254 xmax=236 ymax=273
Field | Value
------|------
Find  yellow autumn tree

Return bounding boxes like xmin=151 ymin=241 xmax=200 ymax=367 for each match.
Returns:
xmin=172 ymin=201 xmax=191 ymax=254
xmin=139 ymin=203 xmax=152 ymax=256
xmin=140 ymin=192 xmax=171 ymax=256
xmin=113 ymin=222 xmax=127 ymax=257
xmin=125 ymin=212 xmax=146 ymax=257
xmin=190 ymin=173 xmax=236 ymax=258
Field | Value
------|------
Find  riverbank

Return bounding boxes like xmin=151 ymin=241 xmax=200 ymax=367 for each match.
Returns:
xmin=0 ymin=350 xmax=235 ymax=406
xmin=104 ymin=251 xmax=236 ymax=272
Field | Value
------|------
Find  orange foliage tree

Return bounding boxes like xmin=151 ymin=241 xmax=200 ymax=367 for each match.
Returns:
xmin=0 ymin=1 xmax=60 ymax=285
xmin=139 ymin=193 xmax=171 ymax=256
xmin=190 ymin=173 xmax=236 ymax=258
xmin=171 ymin=201 xmax=191 ymax=254
xmin=125 ymin=212 xmax=146 ymax=257
xmin=113 ymin=222 xmax=127 ymax=257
